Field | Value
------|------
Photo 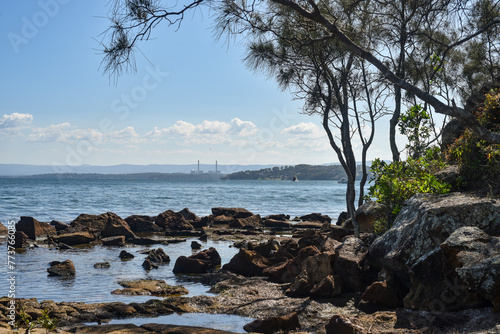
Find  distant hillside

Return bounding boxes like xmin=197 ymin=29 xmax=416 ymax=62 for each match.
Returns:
xmin=16 ymin=172 xmax=224 ymax=181
xmin=222 ymin=164 xmax=365 ymax=180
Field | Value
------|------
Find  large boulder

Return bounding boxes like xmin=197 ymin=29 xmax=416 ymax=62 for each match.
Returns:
xmin=14 ymin=231 xmax=29 ymax=248
xmin=51 ymin=232 xmax=96 ymax=246
xmin=145 ymin=248 xmax=170 ymax=264
xmin=300 ymin=213 xmax=332 ymax=224
xmin=50 ymin=220 xmax=69 ymax=232
xmin=211 ymin=207 xmax=254 ymax=218
xmin=47 ymin=260 xmax=76 ymax=277
xmin=370 ymin=193 xmax=500 ymax=280
xmin=155 ymin=210 xmax=194 ymax=231
xmin=369 ymin=193 xmax=500 ymax=311
xmin=286 ymin=252 xmax=335 ymax=297
xmin=124 ymin=215 xmax=162 ymax=233
xmin=102 ymin=216 xmax=136 ymax=239
xmin=178 ymin=208 xmax=199 ymax=221
xmin=102 ymin=236 xmax=126 ymax=246
xmin=222 ymin=249 xmax=272 ymax=276
xmin=16 ymin=216 xmax=56 ymax=241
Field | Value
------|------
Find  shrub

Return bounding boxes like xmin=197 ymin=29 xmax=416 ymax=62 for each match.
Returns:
xmin=447 ymin=88 xmax=500 ymax=195
xmin=368 ymin=147 xmax=450 ymax=230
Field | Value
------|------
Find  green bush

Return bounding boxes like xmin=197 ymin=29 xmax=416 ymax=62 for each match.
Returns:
xmin=368 ymin=147 xmax=450 ymax=230
xmin=447 ymin=89 xmax=500 ymax=195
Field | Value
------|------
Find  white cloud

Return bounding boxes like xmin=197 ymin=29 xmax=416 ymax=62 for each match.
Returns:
xmin=0 ymin=113 xmax=33 ymax=129
xmin=107 ymin=126 xmax=144 ymax=143
xmin=27 ymin=123 xmax=71 ymax=142
xmin=281 ymin=122 xmax=322 ymax=137
xmin=230 ymin=118 xmax=258 ymax=136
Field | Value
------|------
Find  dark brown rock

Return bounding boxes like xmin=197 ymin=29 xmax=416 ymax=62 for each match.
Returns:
xmin=334 ymin=237 xmax=369 ymax=292
xmin=124 ymin=215 xmax=162 ymax=233
xmin=142 ymin=258 xmax=158 ymax=270
xmin=191 ymin=241 xmax=202 ymax=249
xmin=0 ymin=222 xmax=7 ymax=235
xmin=47 ymin=259 xmax=76 ymax=277
xmin=94 ymin=262 xmax=110 ymax=269
xmin=213 ymin=215 xmax=234 ymax=225
xmin=211 ymin=207 xmax=254 ymax=218
xmin=264 ymin=214 xmax=290 ymax=221
xmin=102 ymin=236 xmax=126 ymax=246
xmin=69 ymin=212 xmax=124 ymax=233
xmin=119 ymin=250 xmax=135 ymax=260
xmin=173 ymin=256 xmax=210 ymax=274
xmin=310 ymin=275 xmax=343 ymax=298
xmin=263 ymin=219 xmax=292 ymax=228
xmin=325 ymin=314 xmax=364 ymax=334
xmin=191 ymin=247 xmax=221 ymax=267
xmin=146 ymin=248 xmax=170 ymax=264
xmin=178 ymin=207 xmax=199 ymax=221
xmin=51 ymin=231 xmax=96 ymax=246
xmin=16 ymin=216 xmax=56 ymax=241
xmin=361 ymin=281 xmax=402 ymax=308
xmin=328 ymin=225 xmax=351 ymax=241
xmin=222 ymin=248 xmax=272 ymax=276
xmin=300 ymin=213 xmax=331 ymax=224
xmin=102 ymin=216 xmax=136 ymax=239
xmin=141 ymin=323 xmax=240 ymax=334
xmin=229 ymin=214 xmax=262 ymax=228
xmin=243 ymin=312 xmax=300 ymax=334
xmin=253 ymin=239 xmax=280 ymax=258
xmin=111 ymin=279 xmax=188 ymax=296
xmin=50 ymin=220 xmax=69 ymax=232
xmin=155 ymin=210 xmax=194 ymax=231
xmin=14 ymin=231 xmax=29 ymax=248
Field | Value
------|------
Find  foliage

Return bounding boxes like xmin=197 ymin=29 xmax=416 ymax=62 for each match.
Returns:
xmin=447 ymin=89 xmax=500 ymax=194
xmin=15 ymin=308 xmax=58 ymax=334
xmin=223 ymin=164 xmax=364 ymax=180
xmin=368 ymin=148 xmax=450 ymax=228
xmin=399 ymin=104 xmax=432 ymax=158
xmin=37 ymin=309 xmax=58 ymax=334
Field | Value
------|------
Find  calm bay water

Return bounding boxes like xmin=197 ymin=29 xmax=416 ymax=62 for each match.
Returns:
xmin=0 ymin=177 xmax=349 ymax=223
xmin=0 ymin=177 xmax=351 ymax=331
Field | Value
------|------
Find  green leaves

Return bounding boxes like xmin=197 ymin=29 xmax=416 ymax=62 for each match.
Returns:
xmin=368 ymin=149 xmax=450 ymax=230
xmin=399 ymin=104 xmax=432 ymax=158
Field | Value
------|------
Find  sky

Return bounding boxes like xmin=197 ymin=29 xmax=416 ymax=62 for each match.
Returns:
xmin=0 ymin=0 xmax=402 ymax=167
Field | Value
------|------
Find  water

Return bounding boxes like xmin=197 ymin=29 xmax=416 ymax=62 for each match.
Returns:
xmin=0 ymin=177 xmax=351 ymax=331
xmin=0 ymin=178 xmax=349 ymax=223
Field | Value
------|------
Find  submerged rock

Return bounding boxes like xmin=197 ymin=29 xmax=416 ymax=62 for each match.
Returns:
xmin=119 ymin=250 xmax=135 ymax=260
xmin=111 ymin=279 xmax=188 ymax=297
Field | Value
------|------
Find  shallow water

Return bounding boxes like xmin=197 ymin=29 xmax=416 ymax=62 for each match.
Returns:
xmin=1 ymin=237 xmax=238 ymax=303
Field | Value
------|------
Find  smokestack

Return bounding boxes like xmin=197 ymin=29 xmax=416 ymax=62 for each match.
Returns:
xmin=198 ymin=160 xmax=200 ymax=172
xmin=216 ymin=160 xmax=218 ymax=172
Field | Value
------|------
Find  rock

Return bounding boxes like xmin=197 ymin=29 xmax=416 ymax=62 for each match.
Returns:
xmin=253 ymin=239 xmax=280 ymax=258
xmin=360 ymin=281 xmax=402 ymax=308
xmin=286 ymin=252 xmax=334 ymax=297
xmin=243 ymin=312 xmax=300 ymax=334
xmin=0 ymin=222 xmax=7 ymax=235
xmin=229 ymin=214 xmax=262 ymax=228
xmin=51 ymin=231 xmax=96 ymax=246
xmin=119 ymin=250 xmax=135 ymax=260
xmin=128 ymin=237 xmax=161 ymax=245
xmin=173 ymin=247 xmax=220 ymax=274
xmin=47 ymin=260 xmax=76 ymax=277
xmin=57 ymin=243 xmax=73 ymax=250
xmin=328 ymin=225 xmax=350 ymax=241
xmin=298 ymin=233 xmax=325 ymax=250
xmin=94 ymin=262 xmax=110 ymax=269
xmin=155 ymin=210 xmax=194 ymax=231
xmin=325 ymin=314 xmax=364 ymax=334
xmin=146 ymin=248 xmax=170 ymax=264
xmin=212 ymin=207 xmax=254 ymax=218
xmin=16 ymin=216 xmax=56 ymax=241
xmin=310 ymin=275 xmax=343 ymax=298
xmin=14 ymin=231 xmax=29 ymax=248
xmin=112 ymin=279 xmax=188 ymax=297
xmin=173 ymin=256 xmax=210 ymax=274
xmin=50 ymin=220 xmax=69 ymax=232
xmin=300 ymin=213 xmax=332 ymax=224
xmin=264 ymin=214 xmax=290 ymax=221
xmin=69 ymin=324 xmax=151 ymax=334
xmin=334 ymin=237 xmax=369 ymax=292
xmin=124 ymin=215 xmax=162 ymax=233
xmin=194 ymin=215 xmax=213 ymax=228
xmin=263 ymin=219 xmax=292 ymax=228
xmin=353 ymin=201 xmax=386 ymax=233
xmin=102 ymin=216 xmax=136 ymax=239
xmin=141 ymin=323 xmax=239 ymax=334
xmin=213 ymin=215 xmax=234 ymax=224
xmin=222 ymin=248 xmax=272 ymax=276
xmin=336 ymin=212 xmax=349 ymax=226
xmin=102 ymin=236 xmax=126 ymax=246
xmin=178 ymin=208 xmax=199 ymax=221
xmin=369 ymin=193 xmax=500 ymax=280
xmin=142 ymin=258 xmax=158 ymax=270
xmin=191 ymin=241 xmax=202 ymax=249
xmin=441 ymin=118 xmax=466 ymax=149
xmin=69 ymin=212 xmax=124 ymax=233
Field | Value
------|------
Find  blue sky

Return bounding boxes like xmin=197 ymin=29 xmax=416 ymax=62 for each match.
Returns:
xmin=0 ymin=1 xmax=400 ymax=166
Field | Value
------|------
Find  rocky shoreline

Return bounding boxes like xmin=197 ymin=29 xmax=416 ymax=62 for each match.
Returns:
xmin=1 ymin=193 xmax=500 ymax=333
